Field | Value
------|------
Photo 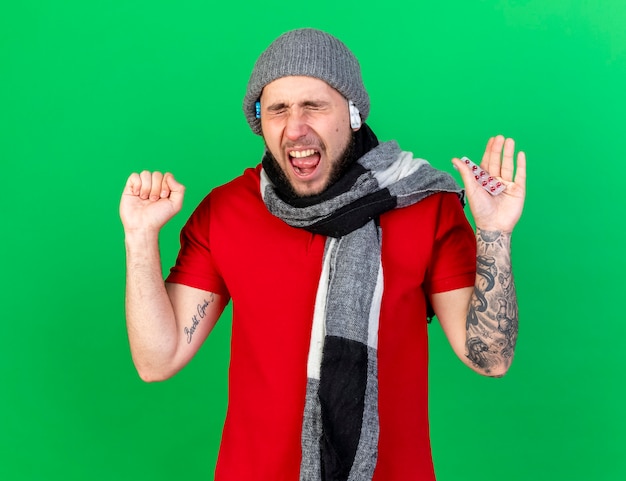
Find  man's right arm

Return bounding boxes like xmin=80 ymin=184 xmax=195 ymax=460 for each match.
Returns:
xmin=120 ymin=171 xmax=227 ymax=382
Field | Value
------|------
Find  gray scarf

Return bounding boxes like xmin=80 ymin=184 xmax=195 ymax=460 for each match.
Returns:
xmin=260 ymin=139 xmax=463 ymax=481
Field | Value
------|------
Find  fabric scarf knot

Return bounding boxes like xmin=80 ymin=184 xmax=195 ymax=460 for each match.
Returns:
xmin=260 ymin=133 xmax=463 ymax=481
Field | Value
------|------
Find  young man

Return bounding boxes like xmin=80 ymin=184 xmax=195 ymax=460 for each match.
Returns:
xmin=120 ymin=28 xmax=526 ymax=481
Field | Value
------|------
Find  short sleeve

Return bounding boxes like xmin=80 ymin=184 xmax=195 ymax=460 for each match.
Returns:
xmin=425 ymin=193 xmax=476 ymax=294
xmin=165 ymin=194 xmax=230 ymax=297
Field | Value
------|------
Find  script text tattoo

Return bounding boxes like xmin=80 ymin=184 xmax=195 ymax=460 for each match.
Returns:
xmin=184 ymin=294 xmax=215 ymax=344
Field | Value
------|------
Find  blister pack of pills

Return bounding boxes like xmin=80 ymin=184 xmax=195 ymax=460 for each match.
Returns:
xmin=461 ymin=156 xmax=506 ymax=195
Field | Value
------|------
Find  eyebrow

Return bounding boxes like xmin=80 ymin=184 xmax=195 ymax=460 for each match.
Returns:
xmin=265 ymin=99 xmax=331 ymax=111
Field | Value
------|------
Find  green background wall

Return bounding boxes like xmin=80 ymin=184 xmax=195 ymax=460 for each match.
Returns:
xmin=1 ymin=1 xmax=624 ymax=480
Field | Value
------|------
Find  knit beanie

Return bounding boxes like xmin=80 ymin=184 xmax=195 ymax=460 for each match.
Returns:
xmin=243 ymin=28 xmax=370 ymax=135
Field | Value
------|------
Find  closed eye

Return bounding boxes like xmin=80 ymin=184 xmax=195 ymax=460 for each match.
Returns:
xmin=266 ymin=103 xmax=288 ymax=115
xmin=302 ymin=101 xmax=329 ymax=110
xmin=264 ymin=100 xmax=332 ymax=117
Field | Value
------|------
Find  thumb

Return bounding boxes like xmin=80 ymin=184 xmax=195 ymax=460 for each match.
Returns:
xmin=163 ymin=173 xmax=185 ymax=209
xmin=164 ymin=172 xmax=184 ymax=192
xmin=451 ymin=157 xmax=480 ymax=193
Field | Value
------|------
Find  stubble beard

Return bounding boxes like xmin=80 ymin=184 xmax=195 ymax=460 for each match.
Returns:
xmin=265 ymin=133 xmax=356 ymax=199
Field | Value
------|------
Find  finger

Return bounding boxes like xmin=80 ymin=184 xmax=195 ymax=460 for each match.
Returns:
xmin=480 ymin=137 xmax=495 ymax=167
xmin=125 ymin=172 xmax=141 ymax=196
xmin=149 ymin=171 xmax=164 ymax=200
xmin=514 ymin=150 xmax=527 ymax=191
xmin=500 ymin=137 xmax=516 ymax=181
xmin=139 ymin=171 xmax=153 ymax=199
xmin=487 ymin=135 xmax=505 ymax=176
xmin=159 ymin=172 xmax=171 ymax=198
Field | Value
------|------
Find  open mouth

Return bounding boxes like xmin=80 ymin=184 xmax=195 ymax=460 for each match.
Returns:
xmin=289 ymin=149 xmax=321 ymax=176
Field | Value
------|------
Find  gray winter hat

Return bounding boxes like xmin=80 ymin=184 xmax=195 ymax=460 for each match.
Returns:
xmin=243 ymin=28 xmax=370 ymax=135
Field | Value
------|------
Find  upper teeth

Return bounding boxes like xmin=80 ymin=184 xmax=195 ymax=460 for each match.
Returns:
xmin=290 ymin=149 xmax=317 ymax=158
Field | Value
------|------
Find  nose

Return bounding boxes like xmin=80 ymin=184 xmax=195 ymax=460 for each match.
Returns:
xmin=284 ymin=109 xmax=309 ymax=141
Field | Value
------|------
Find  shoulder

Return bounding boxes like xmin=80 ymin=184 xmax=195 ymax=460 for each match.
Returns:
xmin=211 ymin=164 xmax=262 ymax=201
xmin=382 ymin=191 xmax=465 ymax=226
xmin=380 ymin=191 xmax=472 ymax=257
xmin=191 ymin=165 xmax=262 ymax=214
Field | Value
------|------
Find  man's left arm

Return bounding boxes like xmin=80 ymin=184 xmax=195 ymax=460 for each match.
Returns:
xmin=432 ymin=135 xmax=526 ymax=377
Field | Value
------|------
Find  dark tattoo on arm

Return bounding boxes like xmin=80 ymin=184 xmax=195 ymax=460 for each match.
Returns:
xmin=184 ymin=293 xmax=215 ymax=344
xmin=466 ymin=229 xmax=518 ymax=375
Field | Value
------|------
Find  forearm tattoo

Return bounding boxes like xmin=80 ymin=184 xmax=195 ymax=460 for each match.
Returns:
xmin=184 ymin=294 xmax=215 ymax=344
xmin=466 ymin=229 xmax=518 ymax=375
